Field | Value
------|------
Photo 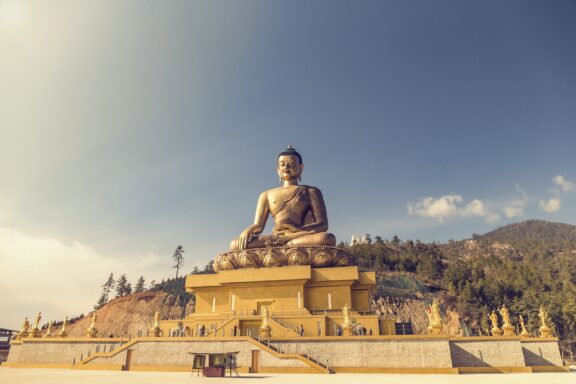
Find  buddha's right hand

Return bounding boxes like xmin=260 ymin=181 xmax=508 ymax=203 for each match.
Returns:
xmin=238 ymin=228 xmax=254 ymax=250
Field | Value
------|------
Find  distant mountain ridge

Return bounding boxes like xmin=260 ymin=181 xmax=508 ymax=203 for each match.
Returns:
xmin=477 ymin=220 xmax=576 ymax=247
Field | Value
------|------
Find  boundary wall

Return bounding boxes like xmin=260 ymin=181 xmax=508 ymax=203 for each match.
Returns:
xmin=3 ymin=335 xmax=568 ymax=374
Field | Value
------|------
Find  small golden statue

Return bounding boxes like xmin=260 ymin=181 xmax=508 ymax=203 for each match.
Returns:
xmin=28 ymin=312 xmax=42 ymax=338
xmin=499 ymin=304 xmax=514 ymax=336
xmin=44 ymin=321 xmax=54 ymax=338
xmin=342 ymin=303 xmax=352 ymax=335
xmin=518 ymin=315 xmax=530 ymax=338
xmin=150 ymin=310 xmax=162 ymax=337
xmin=427 ymin=299 xmax=444 ymax=335
xmin=58 ymin=317 xmax=69 ymax=338
xmin=15 ymin=317 xmax=31 ymax=340
xmin=260 ymin=306 xmax=271 ymax=338
xmin=85 ymin=313 xmax=98 ymax=338
xmin=489 ymin=310 xmax=502 ymax=336
xmin=538 ymin=306 xmax=553 ymax=338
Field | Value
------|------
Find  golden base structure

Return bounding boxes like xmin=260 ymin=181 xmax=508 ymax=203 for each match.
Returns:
xmin=179 ymin=262 xmax=384 ymax=339
xmin=5 ymin=259 xmax=568 ymax=374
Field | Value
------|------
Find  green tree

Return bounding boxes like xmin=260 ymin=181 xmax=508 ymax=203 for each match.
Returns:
xmin=134 ymin=276 xmax=145 ymax=293
xmin=102 ymin=272 xmax=115 ymax=302
xmin=94 ymin=272 xmax=115 ymax=309
xmin=172 ymin=245 xmax=185 ymax=279
xmin=125 ymin=282 xmax=132 ymax=296
xmin=94 ymin=292 xmax=107 ymax=310
xmin=115 ymin=274 xmax=129 ymax=297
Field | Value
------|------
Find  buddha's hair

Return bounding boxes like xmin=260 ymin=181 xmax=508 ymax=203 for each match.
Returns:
xmin=277 ymin=145 xmax=302 ymax=163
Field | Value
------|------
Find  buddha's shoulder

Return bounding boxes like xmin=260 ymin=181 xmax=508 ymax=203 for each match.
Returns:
xmin=301 ymin=185 xmax=323 ymax=195
xmin=266 ymin=185 xmax=321 ymax=193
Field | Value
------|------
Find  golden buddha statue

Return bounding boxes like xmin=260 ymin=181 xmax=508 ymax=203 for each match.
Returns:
xmin=342 ymin=303 xmax=351 ymax=327
xmin=259 ymin=306 xmax=271 ymax=338
xmin=150 ymin=310 xmax=162 ymax=337
xmin=499 ymin=304 xmax=514 ymax=336
xmin=15 ymin=317 xmax=30 ymax=340
xmin=214 ymin=146 xmax=349 ymax=271
xmin=28 ymin=312 xmax=42 ymax=338
xmin=427 ymin=299 xmax=444 ymax=335
xmin=489 ymin=310 xmax=502 ymax=336
xmin=58 ymin=317 xmax=69 ymax=338
xmin=538 ymin=306 xmax=553 ymax=338
xmin=341 ymin=303 xmax=352 ymax=335
xmin=230 ymin=146 xmax=335 ymax=250
xmin=44 ymin=321 xmax=54 ymax=338
xmin=518 ymin=315 xmax=530 ymax=337
xmin=85 ymin=313 xmax=98 ymax=338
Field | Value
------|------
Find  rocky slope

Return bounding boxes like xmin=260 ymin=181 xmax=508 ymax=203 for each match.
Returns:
xmin=50 ymin=291 xmax=194 ymax=338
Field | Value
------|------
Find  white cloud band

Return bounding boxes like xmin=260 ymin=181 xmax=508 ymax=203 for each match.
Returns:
xmin=407 ymin=194 xmax=493 ymax=222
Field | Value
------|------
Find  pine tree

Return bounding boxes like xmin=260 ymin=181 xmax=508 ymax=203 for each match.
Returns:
xmin=134 ymin=276 xmax=145 ymax=293
xmin=102 ymin=273 xmax=115 ymax=302
xmin=115 ymin=274 xmax=128 ymax=297
xmin=94 ymin=292 xmax=107 ymax=310
xmin=172 ymin=245 xmax=185 ymax=279
xmin=94 ymin=272 xmax=115 ymax=309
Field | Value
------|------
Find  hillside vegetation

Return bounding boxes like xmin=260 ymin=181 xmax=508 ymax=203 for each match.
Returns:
xmin=347 ymin=220 xmax=576 ymax=345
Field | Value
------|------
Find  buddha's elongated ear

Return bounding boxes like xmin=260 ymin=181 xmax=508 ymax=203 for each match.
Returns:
xmin=277 ymin=164 xmax=282 ymax=184
xmin=299 ymin=162 xmax=304 ymax=182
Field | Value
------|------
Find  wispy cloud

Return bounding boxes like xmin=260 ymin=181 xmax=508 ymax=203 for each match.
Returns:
xmin=553 ymin=175 xmax=575 ymax=192
xmin=503 ymin=185 xmax=528 ymax=218
xmin=407 ymin=194 xmax=494 ymax=222
xmin=539 ymin=197 xmax=561 ymax=213
xmin=538 ymin=175 xmax=574 ymax=214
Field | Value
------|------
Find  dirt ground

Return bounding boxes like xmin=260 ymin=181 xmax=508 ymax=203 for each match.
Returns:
xmin=0 ymin=367 xmax=575 ymax=384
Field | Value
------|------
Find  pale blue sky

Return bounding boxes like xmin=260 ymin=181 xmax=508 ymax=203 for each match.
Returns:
xmin=1 ymin=0 xmax=575 ymax=328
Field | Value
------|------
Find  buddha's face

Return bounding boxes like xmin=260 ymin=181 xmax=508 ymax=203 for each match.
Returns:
xmin=277 ymin=155 xmax=303 ymax=181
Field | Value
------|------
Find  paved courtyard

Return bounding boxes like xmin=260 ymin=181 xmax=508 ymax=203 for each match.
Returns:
xmin=0 ymin=368 xmax=575 ymax=384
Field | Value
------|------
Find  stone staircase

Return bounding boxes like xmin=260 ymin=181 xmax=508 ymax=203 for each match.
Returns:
xmin=270 ymin=317 xmax=301 ymax=337
xmin=251 ymin=337 xmax=333 ymax=374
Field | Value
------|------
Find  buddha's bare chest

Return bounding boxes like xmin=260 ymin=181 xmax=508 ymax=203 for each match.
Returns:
xmin=268 ymin=187 xmax=310 ymax=215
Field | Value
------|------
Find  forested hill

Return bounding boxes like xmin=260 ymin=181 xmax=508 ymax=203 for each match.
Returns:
xmin=346 ymin=220 xmax=576 ymax=344
xmin=442 ymin=220 xmax=576 ymax=261
xmin=476 ymin=220 xmax=576 ymax=249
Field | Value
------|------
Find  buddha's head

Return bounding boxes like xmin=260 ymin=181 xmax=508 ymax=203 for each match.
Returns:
xmin=277 ymin=145 xmax=303 ymax=182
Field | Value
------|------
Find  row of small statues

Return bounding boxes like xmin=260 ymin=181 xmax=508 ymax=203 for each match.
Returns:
xmin=426 ymin=300 xmax=555 ymax=338
xmin=488 ymin=305 xmax=554 ymax=337
xmin=13 ymin=312 xmax=98 ymax=340
xmin=13 ymin=310 xmax=163 ymax=340
xmin=13 ymin=304 xmax=556 ymax=340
